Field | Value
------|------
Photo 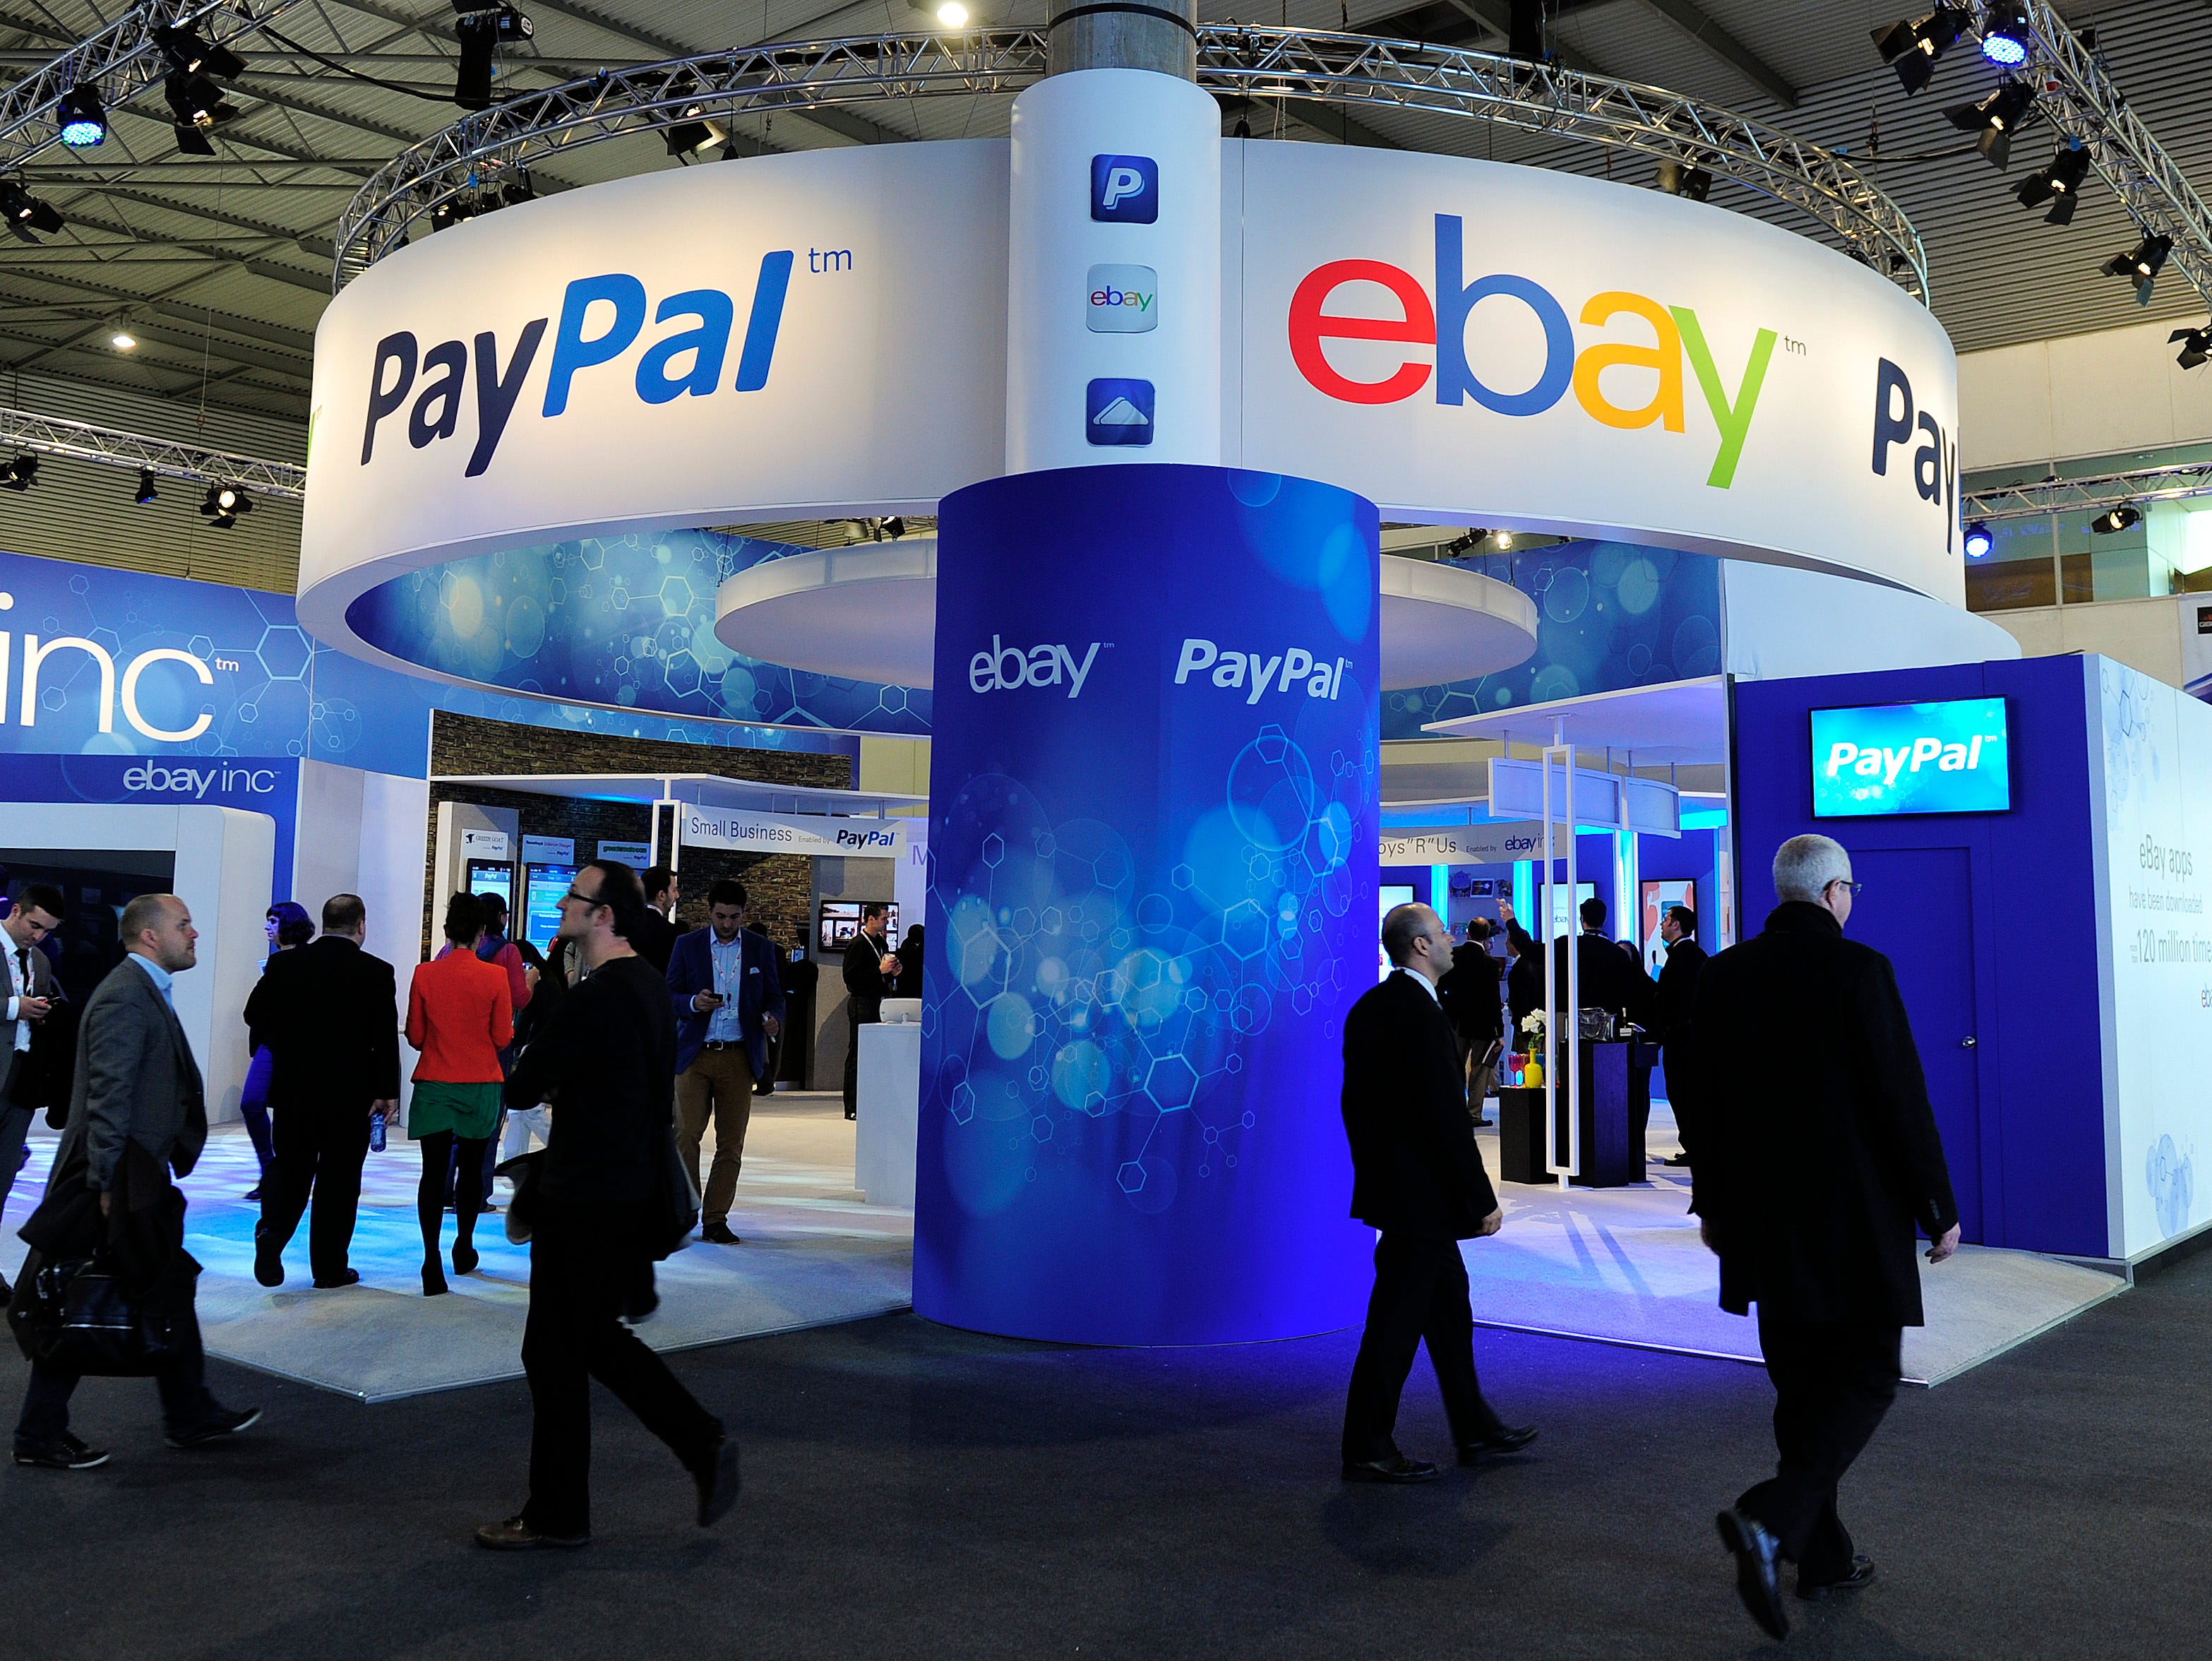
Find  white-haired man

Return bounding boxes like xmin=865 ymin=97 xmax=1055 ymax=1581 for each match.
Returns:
xmin=1693 ymin=834 xmax=1959 ymax=1640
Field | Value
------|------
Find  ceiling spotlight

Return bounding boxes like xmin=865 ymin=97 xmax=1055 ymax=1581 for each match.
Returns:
xmin=0 ymin=181 xmax=63 ymax=241
xmin=1963 ymin=521 xmax=1994 ymax=559
xmin=110 ymin=326 xmax=136 ymax=350
xmin=1 ymin=455 xmax=37 ymax=492
xmin=56 ymin=85 xmax=106 ymax=148
xmin=2172 ymin=326 xmax=2212 ymax=371
xmin=1980 ymin=1 xmax=2033 ymax=66
xmin=1871 ymin=6 xmax=1971 ymax=95
xmin=164 ymin=71 xmax=238 ymax=133
xmin=430 ymin=195 xmax=482 ymax=232
xmin=664 ymin=107 xmax=726 ymax=158
xmin=1493 ymin=530 xmax=1514 ymax=549
xmin=2016 ymin=143 xmax=2092 ymax=224
xmin=2090 ymin=505 xmax=2141 ymax=536
xmin=499 ymin=170 xmax=536 ymax=206
xmin=1944 ymin=79 xmax=2036 ymax=169
xmin=2103 ymin=232 xmax=2172 ymax=305
xmin=1655 ymin=160 xmax=1712 ymax=201
xmin=153 ymin=24 xmax=246 ymax=81
xmin=198 ymin=482 xmax=252 ymax=528
xmin=133 ymin=469 xmax=160 ymax=505
xmin=453 ymin=7 xmax=532 ymax=110
xmin=172 ymin=121 xmax=215 ymax=157
xmin=936 ymin=1 xmax=971 ymax=23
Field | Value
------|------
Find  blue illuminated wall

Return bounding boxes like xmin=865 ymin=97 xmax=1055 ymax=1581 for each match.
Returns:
xmin=916 ymin=465 xmax=1377 ymax=1345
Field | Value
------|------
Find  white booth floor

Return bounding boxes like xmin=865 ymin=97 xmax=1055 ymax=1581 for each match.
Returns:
xmin=0 ymin=1098 xmax=2122 ymax=1400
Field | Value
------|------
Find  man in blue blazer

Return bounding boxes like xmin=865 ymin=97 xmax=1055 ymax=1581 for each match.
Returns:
xmin=666 ymin=879 xmax=785 ymax=1245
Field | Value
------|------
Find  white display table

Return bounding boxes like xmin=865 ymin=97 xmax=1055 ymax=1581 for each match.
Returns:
xmin=856 ymin=1021 xmax=921 ymax=1208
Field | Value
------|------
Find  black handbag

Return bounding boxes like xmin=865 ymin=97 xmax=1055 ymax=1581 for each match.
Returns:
xmin=8 ymin=1253 xmax=184 ymax=1377
xmin=655 ymin=1126 xmax=699 ymax=1260
xmin=494 ymin=1149 xmax=545 ymax=1244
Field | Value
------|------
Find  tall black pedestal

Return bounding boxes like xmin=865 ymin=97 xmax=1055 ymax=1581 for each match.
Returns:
xmin=1494 ymin=1041 xmax=1656 ymax=1188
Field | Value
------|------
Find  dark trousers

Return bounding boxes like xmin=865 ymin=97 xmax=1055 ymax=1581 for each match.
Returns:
xmin=15 ymin=1298 xmax=216 ymax=1446
xmin=1341 ymin=1232 xmax=1505 ymax=1464
xmin=1661 ymin=1043 xmax=1699 ymax=1158
xmin=1738 ymin=1314 xmax=1903 ymax=1583
xmin=0 ymin=1100 xmax=35 ymax=1216
xmin=520 ymin=1203 xmax=722 ymax=1538
xmin=260 ymin=1105 xmax=372 ymax=1282
xmin=842 ymin=1013 xmax=875 ymax=1117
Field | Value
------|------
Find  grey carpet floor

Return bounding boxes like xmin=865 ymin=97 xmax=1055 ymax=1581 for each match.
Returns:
xmin=0 ymin=1244 xmax=2206 ymax=1660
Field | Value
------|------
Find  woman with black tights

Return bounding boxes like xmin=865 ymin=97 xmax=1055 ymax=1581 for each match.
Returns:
xmin=404 ymin=893 xmax=515 ymax=1296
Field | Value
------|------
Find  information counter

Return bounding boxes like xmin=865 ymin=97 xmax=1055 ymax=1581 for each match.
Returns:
xmin=1497 ymin=1040 xmax=1658 ymax=1188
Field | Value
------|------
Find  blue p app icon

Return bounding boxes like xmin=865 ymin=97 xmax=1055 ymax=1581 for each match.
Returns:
xmin=1090 ymin=155 xmax=1158 ymax=223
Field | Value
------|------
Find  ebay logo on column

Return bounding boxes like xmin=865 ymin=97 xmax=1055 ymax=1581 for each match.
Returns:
xmin=1286 ymin=214 xmax=1778 ymax=489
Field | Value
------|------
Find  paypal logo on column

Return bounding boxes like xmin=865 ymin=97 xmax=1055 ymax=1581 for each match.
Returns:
xmin=1091 ymin=154 xmax=1157 ymax=223
xmin=358 ymin=249 xmax=794 ymax=477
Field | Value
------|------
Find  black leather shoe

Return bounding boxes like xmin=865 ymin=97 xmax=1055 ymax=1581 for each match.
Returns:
xmin=167 ymin=1405 xmax=263 ymax=1450
xmin=13 ymin=1433 xmax=109 ymax=1470
xmin=475 ymin=1515 xmax=589 ymax=1550
xmin=452 ymin=1241 xmax=479 ymax=1276
xmin=253 ymin=1223 xmax=284 ymax=1288
xmin=1663 ymin=1153 xmax=1694 ymax=1167
xmin=1341 ymin=1455 xmax=1443 ymax=1484
xmin=1457 ymin=1424 xmax=1539 ymax=1463
xmin=313 ymin=1268 xmax=361 ymax=1290
xmin=1798 ymin=1554 xmax=1875 ymax=1600
xmin=694 ymin=1433 xmax=741 ymax=1527
xmin=701 ymin=1220 xmax=741 ymax=1245
xmin=1470 ymin=1117 xmax=1493 ymax=1128
xmin=1717 ymin=1508 xmax=1788 ymax=1640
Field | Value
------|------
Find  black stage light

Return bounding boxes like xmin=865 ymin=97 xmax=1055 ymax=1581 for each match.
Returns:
xmin=173 ymin=121 xmax=216 ymax=156
xmin=134 ymin=469 xmax=160 ymax=504
xmin=1871 ymin=6 xmax=1971 ymax=95
xmin=1980 ymin=1 xmax=2033 ymax=66
xmin=2172 ymin=326 xmax=2212 ymax=371
xmin=1944 ymin=79 xmax=2036 ymax=169
xmin=453 ymin=7 xmax=532 ymax=109
xmin=2090 ymin=506 xmax=2141 ymax=535
xmin=165 ymin=71 xmax=238 ymax=133
xmin=2016 ymin=143 xmax=2092 ymax=224
xmin=153 ymin=24 xmax=245 ymax=81
xmin=2103 ymin=232 xmax=2172 ymax=305
xmin=1655 ymin=160 xmax=1712 ymax=201
xmin=430 ymin=195 xmax=479 ymax=232
xmin=56 ymin=85 xmax=107 ymax=148
xmin=198 ymin=482 xmax=251 ymax=528
xmin=499 ymin=169 xmax=535 ymax=206
xmin=1 ymin=454 xmax=37 ymax=492
xmin=0 ymin=180 xmax=62 ymax=240
xmin=664 ymin=105 xmax=726 ymax=158
xmin=883 ymin=516 xmax=908 ymax=540
xmin=1963 ymin=521 xmax=1994 ymax=559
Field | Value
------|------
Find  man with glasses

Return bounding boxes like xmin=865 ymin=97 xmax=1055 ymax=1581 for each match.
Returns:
xmin=477 ymin=860 xmax=737 ymax=1550
xmin=1694 ymin=834 xmax=1959 ymax=1640
xmin=0 ymin=884 xmax=64 ymax=1300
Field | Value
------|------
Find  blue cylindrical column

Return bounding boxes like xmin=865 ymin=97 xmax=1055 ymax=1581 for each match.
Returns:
xmin=914 ymin=462 xmax=1379 ymax=1345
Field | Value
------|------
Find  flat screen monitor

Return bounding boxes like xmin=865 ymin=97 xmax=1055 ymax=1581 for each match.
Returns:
xmin=1640 ymin=878 xmax=1697 ymax=975
xmin=1547 ymin=881 xmax=1596 ymax=940
xmin=1810 ymin=696 xmax=2010 ymax=818
xmin=521 ymin=864 xmax=574 ymax=952
xmin=819 ymin=902 xmax=898 ymax=957
xmin=465 ymin=859 xmax=513 ymax=916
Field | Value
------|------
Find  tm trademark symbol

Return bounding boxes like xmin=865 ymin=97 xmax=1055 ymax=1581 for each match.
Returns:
xmin=808 ymin=248 xmax=853 ymax=273
xmin=1780 ymin=336 xmax=1807 ymax=356
xmin=213 ymin=656 xmax=241 ymax=672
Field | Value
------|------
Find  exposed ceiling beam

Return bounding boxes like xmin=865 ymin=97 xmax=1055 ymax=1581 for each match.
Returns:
xmin=1430 ymin=0 xmax=1605 ymax=75
xmin=0 ymin=266 xmax=319 ymax=357
xmin=1629 ymin=0 xmax=1796 ymax=107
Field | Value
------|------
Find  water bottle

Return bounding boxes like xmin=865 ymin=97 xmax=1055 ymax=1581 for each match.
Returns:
xmin=370 ymin=1107 xmax=386 ymax=1153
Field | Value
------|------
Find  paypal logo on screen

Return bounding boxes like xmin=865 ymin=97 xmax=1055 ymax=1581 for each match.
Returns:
xmin=1091 ymin=155 xmax=1157 ymax=223
xmin=1810 ymin=696 xmax=2010 ymax=819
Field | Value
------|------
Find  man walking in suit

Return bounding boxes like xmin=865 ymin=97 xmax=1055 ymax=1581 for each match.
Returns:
xmin=12 ymin=895 xmax=260 ymax=1469
xmin=1339 ymin=902 xmax=1537 ymax=1484
xmin=839 ymin=903 xmax=897 ymax=1123
xmin=632 ymin=867 xmax=679 ymax=975
xmin=1550 ymin=895 xmax=1658 ymax=1032
xmin=1651 ymin=904 xmax=1708 ymax=1167
xmin=1 ymin=884 xmax=64 ymax=1293
xmin=666 ymin=880 xmax=784 ymax=1246
xmin=1696 ymin=835 xmax=1960 ymax=1639
xmin=1436 ymin=919 xmax=1503 ymax=1128
xmin=249 ymin=893 xmax=400 ymax=1290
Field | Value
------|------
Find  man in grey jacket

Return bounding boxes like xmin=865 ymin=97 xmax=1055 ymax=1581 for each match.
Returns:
xmin=11 ymin=893 xmax=261 ymax=1471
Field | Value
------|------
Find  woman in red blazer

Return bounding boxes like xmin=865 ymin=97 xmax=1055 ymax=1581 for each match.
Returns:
xmin=405 ymin=893 xmax=514 ymax=1296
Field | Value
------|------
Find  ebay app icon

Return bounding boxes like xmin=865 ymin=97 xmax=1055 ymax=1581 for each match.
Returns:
xmin=1086 ymin=264 xmax=1157 ymax=333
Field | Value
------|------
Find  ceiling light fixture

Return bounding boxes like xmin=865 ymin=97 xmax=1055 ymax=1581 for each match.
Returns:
xmin=936 ymin=1 xmax=971 ymax=24
xmin=1979 ymin=1 xmax=2033 ymax=66
xmin=1 ymin=455 xmax=37 ymax=492
xmin=2103 ymin=232 xmax=2172 ymax=305
xmin=0 ymin=181 xmax=63 ymax=241
xmin=664 ymin=106 xmax=727 ymax=158
xmin=56 ymin=85 xmax=106 ymax=148
xmin=2172 ymin=326 xmax=2211 ymax=371
xmin=2090 ymin=505 xmax=2141 ymax=535
xmin=198 ymin=482 xmax=252 ymax=529
xmin=2015 ymin=142 xmax=2092 ymax=224
xmin=499 ymin=170 xmax=536 ymax=206
xmin=1944 ymin=79 xmax=2036 ymax=169
xmin=1871 ymin=6 xmax=1971 ymax=95
xmin=111 ymin=324 xmax=136 ymax=350
xmin=1963 ymin=522 xmax=1994 ymax=559
xmin=153 ymin=24 xmax=245 ymax=80
xmin=1493 ymin=530 xmax=1514 ymax=549
xmin=453 ymin=6 xmax=532 ymax=110
xmin=1654 ymin=160 xmax=1712 ymax=201
xmin=133 ymin=469 xmax=160 ymax=504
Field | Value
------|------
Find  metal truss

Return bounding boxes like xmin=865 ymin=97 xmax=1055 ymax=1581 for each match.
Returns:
xmin=0 ymin=0 xmax=309 ymax=178
xmin=332 ymin=25 xmax=1927 ymax=297
xmin=0 ymin=405 xmax=304 ymax=499
xmin=1963 ymin=460 xmax=2212 ymax=523
xmin=1980 ymin=2 xmax=2212 ymax=323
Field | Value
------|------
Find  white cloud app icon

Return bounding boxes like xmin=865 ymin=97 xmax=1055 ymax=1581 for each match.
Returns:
xmin=1086 ymin=263 xmax=1158 ymax=333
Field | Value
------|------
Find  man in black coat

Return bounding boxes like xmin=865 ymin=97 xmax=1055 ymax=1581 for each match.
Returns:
xmin=1498 ymin=900 xmax=1544 ymax=1032
xmin=1338 ymin=902 xmax=1536 ymax=1484
xmin=839 ymin=903 xmax=897 ymax=1122
xmin=1550 ymin=895 xmax=1658 ymax=1032
xmin=249 ymin=893 xmax=399 ymax=1291
xmin=1652 ymin=903 xmax=1709 ymax=1167
xmin=631 ymin=866 xmax=679 ymax=975
xmin=1693 ymin=835 xmax=1960 ymax=1640
xmin=1435 ymin=919 xmax=1502 ymax=1127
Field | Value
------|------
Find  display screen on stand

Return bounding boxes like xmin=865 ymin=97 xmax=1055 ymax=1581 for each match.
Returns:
xmin=464 ymin=859 xmax=514 ymax=917
xmin=1547 ymin=881 xmax=1596 ymax=939
xmin=819 ymin=901 xmax=898 ymax=956
xmin=521 ymin=863 xmax=574 ymax=952
xmin=1810 ymin=696 xmax=2011 ymax=818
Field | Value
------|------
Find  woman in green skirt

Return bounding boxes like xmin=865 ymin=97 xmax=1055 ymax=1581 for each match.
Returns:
xmin=405 ymin=893 xmax=517 ymax=1295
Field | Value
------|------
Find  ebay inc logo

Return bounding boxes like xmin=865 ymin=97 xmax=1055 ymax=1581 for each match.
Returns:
xmin=1288 ymin=214 xmax=1778 ymax=489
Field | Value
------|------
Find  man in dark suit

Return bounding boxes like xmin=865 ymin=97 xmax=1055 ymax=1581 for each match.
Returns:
xmin=248 ymin=893 xmax=400 ymax=1290
xmin=13 ymin=894 xmax=260 ymax=1468
xmin=1435 ymin=919 xmax=1502 ymax=1127
xmin=1694 ymin=835 xmax=1960 ymax=1640
xmin=666 ymin=879 xmax=785 ymax=1245
xmin=1652 ymin=904 xmax=1709 ymax=1167
xmin=0 ymin=883 xmax=64 ymax=1297
xmin=1550 ymin=895 xmax=1658 ymax=1032
xmin=839 ymin=903 xmax=897 ymax=1123
xmin=1339 ymin=902 xmax=1537 ymax=1484
xmin=1498 ymin=899 xmax=1543 ymax=1032
xmin=632 ymin=867 xmax=679 ymax=975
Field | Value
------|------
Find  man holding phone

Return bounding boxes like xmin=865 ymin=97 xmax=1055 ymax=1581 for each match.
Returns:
xmin=0 ymin=885 xmax=64 ymax=1299
xmin=666 ymin=881 xmax=784 ymax=1246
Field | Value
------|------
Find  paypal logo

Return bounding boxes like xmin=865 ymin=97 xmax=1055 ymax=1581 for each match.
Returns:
xmin=1174 ymin=638 xmax=1348 ymax=706
xmin=1824 ymin=733 xmax=1987 ymax=785
xmin=1091 ymin=155 xmax=1157 ymax=223
xmin=835 ymin=825 xmax=899 ymax=850
xmin=359 ymin=250 xmax=794 ymax=477
xmin=968 ymin=635 xmax=1108 ymax=698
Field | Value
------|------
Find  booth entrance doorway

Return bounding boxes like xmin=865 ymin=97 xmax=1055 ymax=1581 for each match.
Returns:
xmin=1849 ymin=845 xmax=1983 ymax=1244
